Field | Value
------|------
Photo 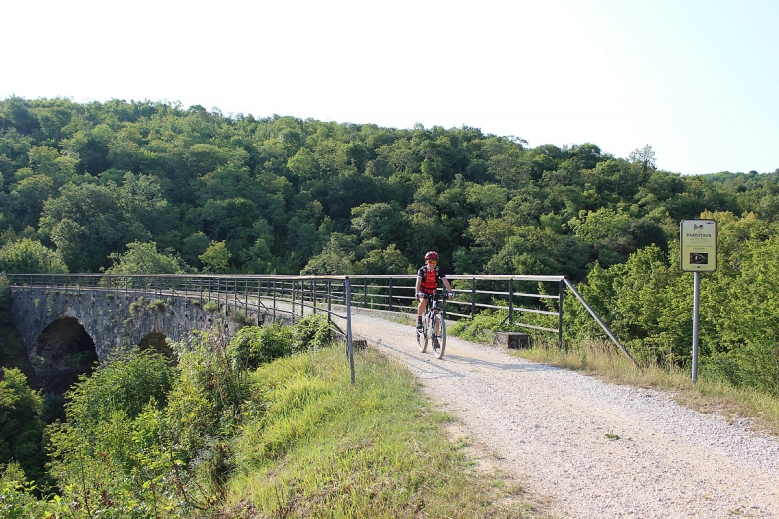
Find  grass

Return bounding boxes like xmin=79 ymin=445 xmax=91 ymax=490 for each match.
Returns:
xmin=219 ymin=344 xmax=543 ymax=518
xmin=514 ymin=338 xmax=779 ymax=437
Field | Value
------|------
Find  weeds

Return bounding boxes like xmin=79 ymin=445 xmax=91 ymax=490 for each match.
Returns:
xmin=515 ymin=338 xmax=779 ymax=437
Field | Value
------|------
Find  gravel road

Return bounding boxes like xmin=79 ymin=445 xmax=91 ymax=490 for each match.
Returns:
xmin=349 ymin=311 xmax=779 ymax=518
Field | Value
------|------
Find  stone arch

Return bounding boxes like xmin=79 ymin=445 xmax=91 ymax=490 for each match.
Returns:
xmin=138 ymin=330 xmax=175 ymax=361
xmin=29 ymin=316 xmax=99 ymax=394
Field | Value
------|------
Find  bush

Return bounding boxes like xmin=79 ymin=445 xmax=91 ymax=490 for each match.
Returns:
xmin=63 ymin=349 xmax=174 ymax=427
xmin=0 ymin=369 xmax=47 ymax=486
xmin=228 ymin=324 xmax=294 ymax=372
xmin=449 ymin=308 xmax=525 ymax=344
xmin=292 ymin=314 xmax=334 ymax=352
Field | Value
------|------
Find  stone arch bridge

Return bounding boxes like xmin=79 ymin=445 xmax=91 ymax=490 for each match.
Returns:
xmin=5 ymin=273 xmax=629 ymax=392
xmin=6 ymin=274 xmax=328 ymax=392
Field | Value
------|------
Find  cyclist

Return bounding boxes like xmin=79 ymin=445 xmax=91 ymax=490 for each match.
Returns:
xmin=416 ymin=251 xmax=453 ymax=342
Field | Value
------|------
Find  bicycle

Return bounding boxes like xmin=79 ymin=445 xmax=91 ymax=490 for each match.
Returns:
xmin=417 ymin=292 xmax=447 ymax=359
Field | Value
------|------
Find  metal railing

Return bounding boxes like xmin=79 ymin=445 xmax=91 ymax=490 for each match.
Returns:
xmin=5 ymin=272 xmax=637 ymax=368
xmin=6 ymin=272 xmax=568 ymax=341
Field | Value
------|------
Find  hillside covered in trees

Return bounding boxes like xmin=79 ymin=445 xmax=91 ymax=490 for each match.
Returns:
xmin=2 ymin=95 xmax=776 ymax=279
xmin=2 ymin=95 xmax=779 ymax=395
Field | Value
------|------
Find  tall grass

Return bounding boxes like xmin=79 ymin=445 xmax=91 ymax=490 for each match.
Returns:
xmin=449 ymin=307 xmax=779 ymax=437
xmin=220 ymin=345 xmax=539 ymax=518
xmin=518 ymin=338 xmax=779 ymax=437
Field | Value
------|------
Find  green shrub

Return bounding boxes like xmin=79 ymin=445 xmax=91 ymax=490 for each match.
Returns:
xmin=292 ymin=313 xmax=334 ymax=352
xmin=227 ymin=324 xmax=294 ymax=372
xmin=232 ymin=309 xmax=255 ymax=326
xmin=203 ymin=300 xmax=219 ymax=312
xmin=449 ymin=308 xmax=525 ymax=344
xmin=0 ymin=464 xmax=50 ymax=519
xmin=129 ymin=297 xmax=148 ymax=316
xmin=0 ymin=369 xmax=47 ymax=486
xmin=63 ymin=349 xmax=174 ymax=427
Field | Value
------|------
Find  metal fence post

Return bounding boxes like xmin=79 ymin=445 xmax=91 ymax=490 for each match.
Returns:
xmin=327 ymin=280 xmax=332 ymax=323
xmin=471 ymin=277 xmax=476 ymax=319
xmin=559 ymin=278 xmax=565 ymax=351
xmin=346 ymin=277 xmax=355 ymax=384
xmin=388 ymin=277 xmax=393 ymax=312
xmin=508 ymin=278 xmax=514 ymax=325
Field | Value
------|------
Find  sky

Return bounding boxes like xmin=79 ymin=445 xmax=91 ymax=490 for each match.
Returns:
xmin=2 ymin=0 xmax=777 ymax=175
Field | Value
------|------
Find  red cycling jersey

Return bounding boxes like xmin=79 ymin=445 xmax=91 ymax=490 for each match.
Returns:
xmin=417 ymin=265 xmax=446 ymax=294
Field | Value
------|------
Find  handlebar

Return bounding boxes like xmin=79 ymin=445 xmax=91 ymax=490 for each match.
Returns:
xmin=417 ymin=291 xmax=452 ymax=301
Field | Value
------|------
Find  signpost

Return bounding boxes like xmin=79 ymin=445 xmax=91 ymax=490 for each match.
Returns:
xmin=679 ymin=219 xmax=717 ymax=383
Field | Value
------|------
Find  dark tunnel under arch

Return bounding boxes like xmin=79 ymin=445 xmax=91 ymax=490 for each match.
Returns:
xmin=30 ymin=316 xmax=98 ymax=394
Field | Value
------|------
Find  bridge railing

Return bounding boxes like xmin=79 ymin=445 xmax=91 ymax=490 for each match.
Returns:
xmin=5 ymin=272 xmax=637 ymax=367
xmin=5 ymin=273 xmax=568 ymax=341
xmin=4 ymin=273 xmax=354 ymax=328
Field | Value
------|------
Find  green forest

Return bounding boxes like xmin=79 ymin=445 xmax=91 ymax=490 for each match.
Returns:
xmin=2 ymin=94 xmax=774 ymax=279
xmin=2 ymin=95 xmax=779 ymax=388
xmin=1 ymin=95 xmax=779 ymax=517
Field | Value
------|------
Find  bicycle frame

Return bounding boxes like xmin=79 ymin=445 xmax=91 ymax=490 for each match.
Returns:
xmin=418 ymin=292 xmax=447 ymax=358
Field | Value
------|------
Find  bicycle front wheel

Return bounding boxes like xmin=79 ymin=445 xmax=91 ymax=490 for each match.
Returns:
xmin=432 ymin=312 xmax=446 ymax=359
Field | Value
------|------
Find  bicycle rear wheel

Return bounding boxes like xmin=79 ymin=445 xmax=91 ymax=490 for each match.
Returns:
xmin=417 ymin=316 xmax=428 ymax=352
xmin=432 ymin=312 xmax=446 ymax=359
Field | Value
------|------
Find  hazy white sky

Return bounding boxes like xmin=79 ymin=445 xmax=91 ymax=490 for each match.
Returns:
xmin=2 ymin=0 xmax=777 ymax=175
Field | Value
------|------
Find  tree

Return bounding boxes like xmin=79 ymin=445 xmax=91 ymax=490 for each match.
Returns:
xmin=0 ymin=368 xmax=46 ymax=484
xmin=103 ymin=240 xmax=191 ymax=274
xmin=199 ymin=240 xmax=231 ymax=273
xmin=351 ymin=202 xmax=406 ymax=248
xmin=0 ymin=238 xmax=68 ymax=273
xmin=355 ymin=244 xmax=413 ymax=275
xmin=629 ymin=144 xmax=656 ymax=173
xmin=300 ymin=233 xmax=355 ymax=275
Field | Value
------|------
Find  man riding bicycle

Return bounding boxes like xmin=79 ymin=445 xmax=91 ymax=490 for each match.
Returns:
xmin=416 ymin=251 xmax=453 ymax=334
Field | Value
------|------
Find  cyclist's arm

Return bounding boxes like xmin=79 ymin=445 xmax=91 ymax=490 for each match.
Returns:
xmin=442 ymin=278 xmax=452 ymax=292
xmin=415 ymin=272 xmax=422 ymax=296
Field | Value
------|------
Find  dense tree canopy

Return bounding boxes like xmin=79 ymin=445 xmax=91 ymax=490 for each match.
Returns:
xmin=0 ymin=95 xmax=777 ymax=281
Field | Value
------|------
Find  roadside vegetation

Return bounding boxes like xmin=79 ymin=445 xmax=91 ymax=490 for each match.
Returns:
xmin=524 ymin=340 xmax=779 ymax=437
xmin=1 ymin=314 xmax=539 ymax=518
xmin=450 ymin=311 xmax=779 ymax=438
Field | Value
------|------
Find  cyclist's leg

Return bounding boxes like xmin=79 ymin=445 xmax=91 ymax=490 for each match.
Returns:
xmin=417 ymin=296 xmax=428 ymax=330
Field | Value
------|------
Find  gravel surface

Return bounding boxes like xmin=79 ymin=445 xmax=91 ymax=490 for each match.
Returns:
xmin=349 ymin=312 xmax=779 ymax=518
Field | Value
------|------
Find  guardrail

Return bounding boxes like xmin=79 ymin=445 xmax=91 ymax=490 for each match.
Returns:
xmin=5 ymin=272 xmax=637 ymax=368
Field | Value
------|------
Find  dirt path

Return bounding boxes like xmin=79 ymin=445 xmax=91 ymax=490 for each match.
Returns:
xmin=349 ymin=311 xmax=779 ymax=519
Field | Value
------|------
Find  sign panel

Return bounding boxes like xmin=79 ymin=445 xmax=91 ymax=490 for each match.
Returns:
xmin=680 ymin=220 xmax=717 ymax=272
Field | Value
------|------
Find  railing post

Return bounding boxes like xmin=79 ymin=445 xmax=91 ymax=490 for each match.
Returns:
xmin=327 ymin=280 xmax=332 ymax=323
xmin=508 ymin=278 xmax=514 ymax=325
xmin=311 ymin=279 xmax=316 ymax=315
xmin=388 ymin=277 xmax=393 ymax=312
xmin=558 ymin=278 xmax=565 ymax=351
xmin=363 ymin=278 xmax=367 ymax=309
xmin=346 ymin=277 xmax=355 ymax=384
xmin=292 ymin=280 xmax=296 ymax=318
xmin=471 ymin=277 xmax=476 ymax=318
